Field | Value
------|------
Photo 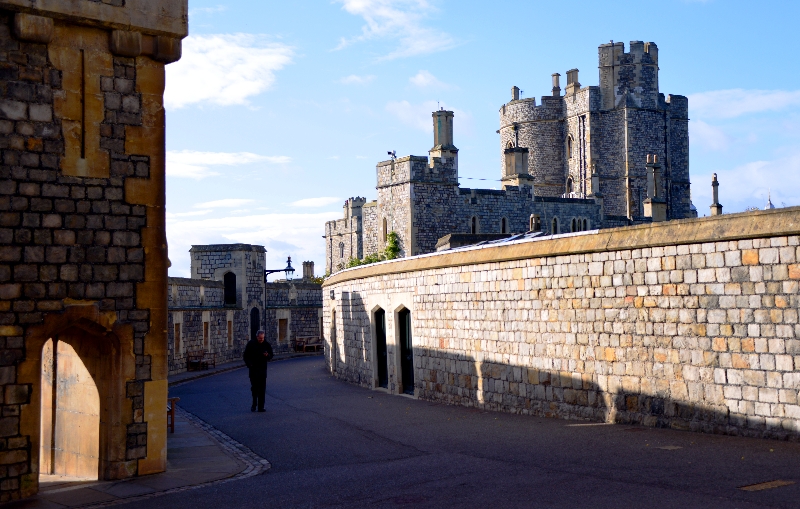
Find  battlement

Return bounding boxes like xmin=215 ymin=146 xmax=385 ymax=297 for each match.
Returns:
xmin=598 ymin=40 xmax=660 ymax=109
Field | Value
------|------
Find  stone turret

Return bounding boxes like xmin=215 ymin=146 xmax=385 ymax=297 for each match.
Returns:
xmin=598 ymin=40 xmax=659 ymax=109
xmin=429 ymin=109 xmax=458 ymax=169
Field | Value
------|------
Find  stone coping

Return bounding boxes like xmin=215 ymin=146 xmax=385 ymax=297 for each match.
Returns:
xmin=323 ymin=206 xmax=800 ymax=287
xmin=0 ymin=0 xmax=188 ymax=38
xmin=189 ymin=244 xmax=265 ymax=253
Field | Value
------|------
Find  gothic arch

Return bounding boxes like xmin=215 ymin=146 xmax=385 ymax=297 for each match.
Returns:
xmin=19 ymin=304 xmax=136 ymax=483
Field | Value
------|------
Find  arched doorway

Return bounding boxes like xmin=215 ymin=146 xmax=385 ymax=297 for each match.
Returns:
xmin=250 ymin=307 xmax=260 ymax=342
xmin=398 ymin=309 xmax=414 ymax=395
xmin=40 ymin=338 xmax=100 ymax=481
xmin=31 ymin=316 xmax=126 ymax=484
xmin=374 ymin=309 xmax=388 ymax=389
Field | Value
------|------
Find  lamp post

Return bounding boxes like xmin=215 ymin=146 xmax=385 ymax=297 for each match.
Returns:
xmin=262 ymin=257 xmax=295 ymax=340
xmin=264 ymin=256 xmax=295 ymax=283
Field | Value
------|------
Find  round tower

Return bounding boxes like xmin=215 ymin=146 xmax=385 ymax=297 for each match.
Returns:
xmin=498 ymin=87 xmax=566 ymax=197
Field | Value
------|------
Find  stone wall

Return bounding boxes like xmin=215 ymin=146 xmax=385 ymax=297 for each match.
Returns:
xmin=264 ymin=280 xmax=323 ymax=347
xmin=323 ymin=207 xmax=800 ymax=441
xmin=0 ymin=0 xmax=186 ymax=500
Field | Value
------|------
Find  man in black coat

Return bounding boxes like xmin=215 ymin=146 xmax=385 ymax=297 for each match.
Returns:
xmin=243 ymin=330 xmax=274 ymax=412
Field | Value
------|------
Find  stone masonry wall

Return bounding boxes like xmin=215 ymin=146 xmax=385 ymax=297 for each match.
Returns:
xmin=323 ymin=208 xmax=800 ymax=441
xmin=0 ymin=6 xmax=181 ymax=499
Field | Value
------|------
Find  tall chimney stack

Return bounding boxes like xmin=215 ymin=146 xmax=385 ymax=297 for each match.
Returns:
xmin=302 ymin=261 xmax=314 ymax=280
xmin=710 ymin=174 xmax=723 ymax=216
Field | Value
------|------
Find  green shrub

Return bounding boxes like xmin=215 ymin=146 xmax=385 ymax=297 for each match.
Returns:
xmin=344 ymin=231 xmax=401 ymax=268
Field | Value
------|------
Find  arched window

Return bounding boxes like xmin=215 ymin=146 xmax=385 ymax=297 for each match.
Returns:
xmin=566 ymin=177 xmax=574 ymax=195
xmin=506 ymin=140 xmax=514 ymax=149
xmin=223 ymin=272 xmax=236 ymax=305
xmin=382 ymin=217 xmax=388 ymax=242
xmin=339 ymin=242 xmax=344 ymax=258
xmin=552 ymin=217 xmax=559 ymax=235
xmin=571 ymin=218 xmax=577 ymax=233
xmin=567 ymin=136 xmax=573 ymax=159
xmin=471 ymin=216 xmax=477 ymax=234
xmin=501 ymin=217 xmax=508 ymax=234
xmin=583 ymin=218 xmax=588 ymax=231
xmin=529 ymin=214 xmax=541 ymax=232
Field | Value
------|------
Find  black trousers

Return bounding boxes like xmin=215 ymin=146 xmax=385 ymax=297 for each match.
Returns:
xmin=249 ymin=369 xmax=267 ymax=410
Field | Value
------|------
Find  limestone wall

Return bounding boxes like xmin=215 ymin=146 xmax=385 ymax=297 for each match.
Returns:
xmin=323 ymin=207 xmax=800 ymax=440
xmin=0 ymin=0 xmax=187 ymax=498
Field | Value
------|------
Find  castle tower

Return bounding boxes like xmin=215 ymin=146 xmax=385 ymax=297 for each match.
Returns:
xmin=598 ymin=40 xmax=659 ymax=109
xmin=429 ymin=109 xmax=458 ymax=169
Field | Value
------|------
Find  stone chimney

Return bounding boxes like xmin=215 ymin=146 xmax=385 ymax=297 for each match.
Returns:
xmin=429 ymin=109 xmax=458 ymax=168
xmin=643 ymin=154 xmax=666 ymax=222
xmin=302 ymin=261 xmax=314 ymax=280
xmin=710 ymin=173 xmax=723 ymax=216
xmin=551 ymin=73 xmax=561 ymax=97
xmin=511 ymin=86 xmax=520 ymax=101
xmin=566 ymin=69 xmax=580 ymax=96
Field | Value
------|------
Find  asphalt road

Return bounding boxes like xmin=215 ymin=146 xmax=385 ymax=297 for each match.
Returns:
xmin=133 ymin=356 xmax=800 ymax=508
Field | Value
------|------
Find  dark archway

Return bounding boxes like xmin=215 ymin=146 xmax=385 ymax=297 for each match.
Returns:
xmin=223 ymin=272 xmax=236 ymax=305
xmin=250 ymin=307 xmax=260 ymax=342
xmin=374 ymin=309 xmax=388 ymax=388
xmin=398 ymin=309 xmax=414 ymax=395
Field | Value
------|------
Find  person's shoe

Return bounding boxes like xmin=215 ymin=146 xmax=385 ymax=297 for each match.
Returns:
xmin=257 ymin=408 xmax=266 ymax=412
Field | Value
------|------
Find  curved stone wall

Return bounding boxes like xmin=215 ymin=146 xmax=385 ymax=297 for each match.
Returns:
xmin=323 ymin=207 xmax=800 ymax=440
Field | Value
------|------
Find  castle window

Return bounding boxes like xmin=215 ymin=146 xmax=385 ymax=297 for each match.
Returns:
xmin=506 ymin=141 xmax=514 ymax=149
xmin=339 ymin=242 xmax=345 ymax=259
xmin=382 ymin=217 xmax=388 ymax=242
xmin=583 ymin=218 xmax=589 ymax=231
xmin=566 ymin=177 xmax=574 ymax=195
xmin=501 ymin=217 xmax=508 ymax=234
xmin=530 ymin=214 xmax=541 ymax=232
xmin=552 ymin=217 xmax=559 ymax=234
xmin=174 ymin=322 xmax=181 ymax=355
xmin=471 ymin=216 xmax=478 ymax=234
xmin=567 ymin=136 xmax=574 ymax=159
xmin=223 ymin=272 xmax=236 ymax=305
xmin=571 ymin=218 xmax=577 ymax=232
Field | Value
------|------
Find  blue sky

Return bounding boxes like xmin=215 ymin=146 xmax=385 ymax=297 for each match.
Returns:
xmin=165 ymin=0 xmax=800 ymax=277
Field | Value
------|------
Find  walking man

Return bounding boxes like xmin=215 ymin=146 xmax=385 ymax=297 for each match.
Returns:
xmin=243 ymin=330 xmax=274 ymax=412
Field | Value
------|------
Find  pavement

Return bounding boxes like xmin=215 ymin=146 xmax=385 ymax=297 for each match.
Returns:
xmin=14 ymin=355 xmax=800 ymax=508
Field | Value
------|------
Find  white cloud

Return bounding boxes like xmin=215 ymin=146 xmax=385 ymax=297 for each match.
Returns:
xmin=193 ymin=199 xmax=255 ymax=209
xmin=340 ymin=74 xmax=376 ymax=85
xmin=189 ymin=5 xmax=226 ymax=15
xmin=290 ymin=197 xmax=341 ymax=208
xmin=165 ymin=34 xmax=293 ymax=109
xmin=167 ymin=211 xmax=341 ymax=278
xmin=166 ymin=150 xmax=290 ymax=179
xmin=385 ymin=100 xmax=472 ymax=134
xmin=689 ymin=89 xmax=800 ymax=119
xmin=690 ymin=120 xmax=730 ymax=151
xmin=409 ymin=70 xmax=450 ymax=89
xmin=334 ymin=0 xmax=457 ymax=60
xmin=692 ymin=151 xmax=800 ymax=212
xmin=166 ymin=210 xmax=213 ymax=218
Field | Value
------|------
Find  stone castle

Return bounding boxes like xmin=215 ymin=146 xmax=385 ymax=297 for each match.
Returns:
xmin=167 ymin=244 xmax=322 ymax=375
xmin=325 ymin=41 xmax=695 ymax=274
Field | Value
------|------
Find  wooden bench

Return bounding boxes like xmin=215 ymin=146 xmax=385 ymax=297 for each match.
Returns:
xmin=299 ymin=336 xmax=322 ymax=352
xmin=167 ymin=397 xmax=180 ymax=433
xmin=187 ymin=350 xmax=216 ymax=371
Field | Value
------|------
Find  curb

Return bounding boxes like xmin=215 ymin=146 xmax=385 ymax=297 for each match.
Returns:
xmin=72 ymin=408 xmax=271 ymax=508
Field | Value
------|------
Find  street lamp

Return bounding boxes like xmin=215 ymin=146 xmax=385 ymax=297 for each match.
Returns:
xmin=264 ymin=256 xmax=295 ymax=283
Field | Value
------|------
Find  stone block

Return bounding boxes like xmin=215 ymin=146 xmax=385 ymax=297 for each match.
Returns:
xmin=13 ymin=13 xmax=53 ymax=44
